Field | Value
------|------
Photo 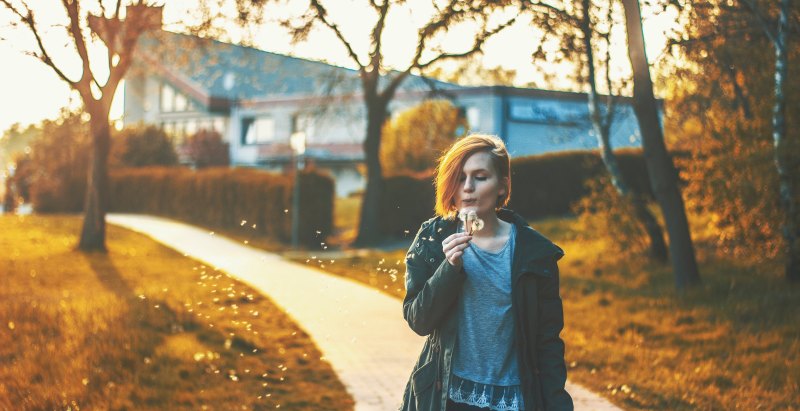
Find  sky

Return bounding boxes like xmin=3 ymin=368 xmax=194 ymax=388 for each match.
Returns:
xmin=0 ymin=0 xmax=680 ymax=134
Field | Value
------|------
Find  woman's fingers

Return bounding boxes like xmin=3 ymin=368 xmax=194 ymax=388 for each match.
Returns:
xmin=442 ymin=232 xmax=471 ymax=267
xmin=442 ymin=233 xmax=472 ymax=251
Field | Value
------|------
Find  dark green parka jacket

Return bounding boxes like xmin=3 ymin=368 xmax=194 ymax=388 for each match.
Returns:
xmin=399 ymin=208 xmax=573 ymax=411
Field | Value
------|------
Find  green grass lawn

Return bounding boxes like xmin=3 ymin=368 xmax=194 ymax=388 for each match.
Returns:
xmin=0 ymin=214 xmax=354 ymax=410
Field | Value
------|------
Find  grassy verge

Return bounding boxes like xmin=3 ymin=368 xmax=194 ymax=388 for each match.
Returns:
xmin=0 ymin=214 xmax=354 ymax=410
xmin=290 ymin=214 xmax=799 ymax=410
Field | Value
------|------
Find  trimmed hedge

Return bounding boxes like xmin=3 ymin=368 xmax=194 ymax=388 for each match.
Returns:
xmin=378 ymin=174 xmax=436 ymax=238
xmin=109 ymin=167 xmax=333 ymax=247
xmin=508 ymin=148 xmax=654 ymax=218
xmin=379 ymin=148 xmax=656 ymax=236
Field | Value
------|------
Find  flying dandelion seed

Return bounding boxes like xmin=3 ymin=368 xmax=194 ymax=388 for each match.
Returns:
xmin=241 ymin=220 xmax=247 ymax=226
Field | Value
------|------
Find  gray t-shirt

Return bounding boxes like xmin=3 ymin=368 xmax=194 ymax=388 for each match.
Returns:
xmin=452 ymin=223 xmax=519 ymax=386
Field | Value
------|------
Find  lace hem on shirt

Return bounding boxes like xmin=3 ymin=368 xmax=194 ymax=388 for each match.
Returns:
xmin=447 ymin=374 xmax=524 ymax=411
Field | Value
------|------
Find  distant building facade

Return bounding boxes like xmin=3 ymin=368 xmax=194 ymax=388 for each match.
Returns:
xmin=124 ymin=31 xmax=646 ymax=197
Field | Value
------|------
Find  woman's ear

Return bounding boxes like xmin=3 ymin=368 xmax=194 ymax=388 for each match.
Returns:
xmin=500 ymin=176 xmax=509 ymax=197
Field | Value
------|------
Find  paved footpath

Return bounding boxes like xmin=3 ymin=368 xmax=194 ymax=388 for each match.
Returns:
xmin=107 ymin=214 xmax=622 ymax=411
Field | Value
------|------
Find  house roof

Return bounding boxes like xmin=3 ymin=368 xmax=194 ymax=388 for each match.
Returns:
xmin=135 ymin=30 xmax=464 ymax=106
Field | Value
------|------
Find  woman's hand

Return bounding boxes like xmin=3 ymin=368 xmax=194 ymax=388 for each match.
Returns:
xmin=442 ymin=232 xmax=472 ymax=269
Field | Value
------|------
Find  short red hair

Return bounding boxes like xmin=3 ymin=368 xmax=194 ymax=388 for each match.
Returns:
xmin=434 ymin=134 xmax=511 ymax=218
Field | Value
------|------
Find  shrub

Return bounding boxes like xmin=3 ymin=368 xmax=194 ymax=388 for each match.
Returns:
xmin=183 ymin=129 xmax=230 ymax=168
xmin=27 ymin=113 xmax=89 ymax=213
xmin=380 ymin=100 xmax=467 ymax=176
xmin=378 ymin=149 xmax=655 ymax=238
xmin=379 ymin=173 xmax=436 ymax=237
xmin=111 ymin=124 xmax=179 ymax=167
xmin=109 ymin=167 xmax=334 ymax=247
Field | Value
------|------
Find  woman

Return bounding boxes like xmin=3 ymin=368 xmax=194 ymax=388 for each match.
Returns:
xmin=399 ymin=134 xmax=573 ymax=411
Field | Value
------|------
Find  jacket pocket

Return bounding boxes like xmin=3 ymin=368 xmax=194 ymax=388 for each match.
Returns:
xmin=411 ymin=358 xmax=438 ymax=409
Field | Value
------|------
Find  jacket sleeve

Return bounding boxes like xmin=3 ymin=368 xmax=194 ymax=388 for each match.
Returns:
xmin=402 ymin=221 xmax=465 ymax=336
xmin=536 ymin=255 xmax=574 ymax=411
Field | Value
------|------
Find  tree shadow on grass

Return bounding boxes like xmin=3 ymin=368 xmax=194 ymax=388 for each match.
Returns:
xmin=81 ymin=252 xmax=276 ymax=409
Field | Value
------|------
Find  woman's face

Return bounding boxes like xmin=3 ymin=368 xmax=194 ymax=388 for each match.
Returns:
xmin=455 ymin=151 xmax=507 ymax=218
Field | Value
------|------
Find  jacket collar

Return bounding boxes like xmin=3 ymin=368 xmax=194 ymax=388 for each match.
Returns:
xmin=431 ymin=207 xmax=565 ymax=270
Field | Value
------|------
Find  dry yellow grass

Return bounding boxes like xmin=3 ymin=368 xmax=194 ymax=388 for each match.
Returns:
xmin=0 ymin=214 xmax=354 ymax=410
xmin=535 ymin=216 xmax=800 ymax=410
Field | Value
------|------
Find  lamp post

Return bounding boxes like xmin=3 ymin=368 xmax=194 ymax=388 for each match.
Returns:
xmin=290 ymin=131 xmax=306 ymax=248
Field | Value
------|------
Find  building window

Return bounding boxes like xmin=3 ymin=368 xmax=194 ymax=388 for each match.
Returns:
xmin=242 ymin=116 xmax=274 ymax=145
xmin=185 ymin=119 xmax=197 ymax=137
xmin=175 ymin=92 xmax=188 ymax=112
xmin=161 ymin=84 xmax=175 ymax=112
xmin=466 ymin=107 xmax=480 ymax=130
xmin=213 ymin=118 xmax=226 ymax=135
xmin=160 ymin=82 xmax=195 ymax=113
xmin=291 ymin=113 xmax=315 ymax=139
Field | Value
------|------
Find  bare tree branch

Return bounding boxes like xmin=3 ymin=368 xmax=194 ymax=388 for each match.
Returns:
xmin=61 ymin=0 xmax=98 ymax=93
xmin=520 ymin=0 xmax=580 ymax=26
xmin=369 ymin=0 xmax=389 ymax=72
xmin=309 ymin=0 xmax=365 ymax=70
xmin=408 ymin=0 xmax=460 ymax=70
xmin=0 ymin=0 xmax=77 ymax=86
xmin=602 ymin=0 xmax=615 ymax=130
xmin=417 ymin=12 xmax=519 ymax=70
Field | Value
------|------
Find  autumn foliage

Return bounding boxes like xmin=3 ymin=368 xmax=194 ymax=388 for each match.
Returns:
xmin=380 ymin=100 xmax=467 ymax=176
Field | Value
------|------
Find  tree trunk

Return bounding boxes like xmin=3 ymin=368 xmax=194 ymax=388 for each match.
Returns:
xmin=78 ymin=112 xmax=111 ymax=252
xmin=354 ymin=96 xmax=388 ymax=246
xmin=581 ymin=1 xmax=668 ymax=262
xmin=771 ymin=0 xmax=800 ymax=282
xmin=622 ymin=0 xmax=701 ymax=290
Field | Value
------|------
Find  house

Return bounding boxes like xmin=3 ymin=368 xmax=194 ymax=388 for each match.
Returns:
xmin=123 ymin=31 xmax=646 ymax=197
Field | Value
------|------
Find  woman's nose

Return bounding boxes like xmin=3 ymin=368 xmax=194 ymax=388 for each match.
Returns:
xmin=463 ymin=177 xmax=475 ymax=192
